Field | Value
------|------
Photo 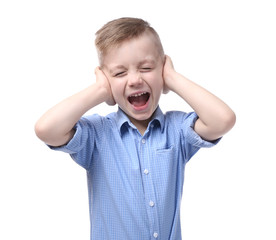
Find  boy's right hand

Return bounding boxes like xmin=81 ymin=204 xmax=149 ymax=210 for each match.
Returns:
xmin=95 ymin=67 xmax=116 ymax=106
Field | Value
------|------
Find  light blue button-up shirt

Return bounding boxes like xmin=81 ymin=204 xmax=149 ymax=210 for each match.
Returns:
xmin=50 ymin=107 xmax=219 ymax=239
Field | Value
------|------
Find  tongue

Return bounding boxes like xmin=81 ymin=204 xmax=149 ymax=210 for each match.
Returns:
xmin=129 ymin=94 xmax=149 ymax=107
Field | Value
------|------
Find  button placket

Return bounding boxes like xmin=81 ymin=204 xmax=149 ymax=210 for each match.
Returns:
xmin=140 ymin=135 xmax=158 ymax=238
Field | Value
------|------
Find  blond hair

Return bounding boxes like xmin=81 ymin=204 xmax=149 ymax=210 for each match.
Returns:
xmin=95 ymin=17 xmax=164 ymax=64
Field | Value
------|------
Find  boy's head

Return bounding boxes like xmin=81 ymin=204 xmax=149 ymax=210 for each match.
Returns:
xmin=95 ymin=17 xmax=164 ymax=66
xmin=95 ymin=17 xmax=165 ymax=129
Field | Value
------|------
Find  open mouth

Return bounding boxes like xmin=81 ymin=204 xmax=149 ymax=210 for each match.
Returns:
xmin=128 ymin=92 xmax=150 ymax=107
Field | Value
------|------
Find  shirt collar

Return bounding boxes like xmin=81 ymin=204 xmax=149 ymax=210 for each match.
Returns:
xmin=115 ymin=106 xmax=165 ymax=135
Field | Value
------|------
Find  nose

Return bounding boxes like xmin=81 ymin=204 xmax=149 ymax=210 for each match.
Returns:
xmin=128 ymin=72 xmax=143 ymax=87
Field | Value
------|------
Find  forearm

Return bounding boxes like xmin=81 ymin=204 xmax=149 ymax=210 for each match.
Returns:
xmin=168 ymin=71 xmax=236 ymax=140
xmin=35 ymin=82 xmax=107 ymax=146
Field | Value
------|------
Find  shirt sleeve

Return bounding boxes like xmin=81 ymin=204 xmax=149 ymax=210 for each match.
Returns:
xmin=48 ymin=114 xmax=103 ymax=170
xmin=181 ymin=112 xmax=221 ymax=162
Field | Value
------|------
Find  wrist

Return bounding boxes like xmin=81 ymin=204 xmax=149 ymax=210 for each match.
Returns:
xmin=164 ymin=71 xmax=181 ymax=93
xmin=95 ymin=81 xmax=115 ymax=106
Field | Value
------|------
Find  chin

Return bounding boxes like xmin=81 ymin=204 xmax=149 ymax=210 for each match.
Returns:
xmin=131 ymin=107 xmax=156 ymax=122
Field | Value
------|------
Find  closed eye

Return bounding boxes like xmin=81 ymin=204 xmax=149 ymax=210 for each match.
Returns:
xmin=141 ymin=67 xmax=152 ymax=72
xmin=114 ymin=71 xmax=126 ymax=77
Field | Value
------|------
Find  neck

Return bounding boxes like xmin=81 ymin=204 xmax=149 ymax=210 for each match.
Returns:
xmin=129 ymin=117 xmax=151 ymax=136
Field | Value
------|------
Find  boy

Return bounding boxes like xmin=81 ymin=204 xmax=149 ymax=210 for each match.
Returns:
xmin=35 ymin=17 xmax=235 ymax=240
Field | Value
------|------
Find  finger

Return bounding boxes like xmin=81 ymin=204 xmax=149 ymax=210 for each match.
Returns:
xmin=94 ymin=66 xmax=101 ymax=75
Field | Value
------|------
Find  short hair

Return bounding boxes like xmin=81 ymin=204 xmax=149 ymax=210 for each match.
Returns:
xmin=95 ymin=17 xmax=164 ymax=64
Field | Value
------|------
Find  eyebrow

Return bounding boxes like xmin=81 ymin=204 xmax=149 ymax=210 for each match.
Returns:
xmin=138 ymin=59 xmax=156 ymax=66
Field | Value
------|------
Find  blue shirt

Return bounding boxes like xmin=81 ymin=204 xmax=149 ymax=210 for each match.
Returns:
xmin=50 ymin=107 xmax=219 ymax=240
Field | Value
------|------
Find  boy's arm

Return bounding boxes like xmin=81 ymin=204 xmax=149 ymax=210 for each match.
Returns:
xmin=163 ymin=55 xmax=236 ymax=141
xmin=35 ymin=67 xmax=115 ymax=147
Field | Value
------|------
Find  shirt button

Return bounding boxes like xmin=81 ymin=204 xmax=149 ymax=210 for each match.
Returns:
xmin=143 ymin=169 xmax=149 ymax=175
xmin=149 ymin=201 xmax=155 ymax=207
xmin=153 ymin=232 xmax=158 ymax=238
xmin=141 ymin=139 xmax=146 ymax=144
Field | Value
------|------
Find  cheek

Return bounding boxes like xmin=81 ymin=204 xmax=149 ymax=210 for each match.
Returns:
xmin=149 ymin=73 xmax=164 ymax=91
xmin=110 ymin=80 xmax=124 ymax=101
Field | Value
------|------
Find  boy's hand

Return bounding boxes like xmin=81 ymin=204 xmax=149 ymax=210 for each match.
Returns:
xmin=95 ymin=67 xmax=116 ymax=106
xmin=162 ymin=55 xmax=176 ymax=94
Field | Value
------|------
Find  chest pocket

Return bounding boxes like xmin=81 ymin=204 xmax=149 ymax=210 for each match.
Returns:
xmin=155 ymin=145 xmax=176 ymax=167
xmin=156 ymin=145 xmax=174 ymax=154
xmin=153 ymin=145 xmax=181 ymax=201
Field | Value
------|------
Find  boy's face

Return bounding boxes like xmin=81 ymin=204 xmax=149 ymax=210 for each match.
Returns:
xmin=102 ymin=32 xmax=164 ymax=126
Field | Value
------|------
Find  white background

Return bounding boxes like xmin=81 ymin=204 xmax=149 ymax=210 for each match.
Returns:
xmin=1 ymin=0 xmax=275 ymax=239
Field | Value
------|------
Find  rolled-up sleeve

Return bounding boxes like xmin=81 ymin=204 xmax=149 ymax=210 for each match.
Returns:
xmin=48 ymin=115 xmax=102 ymax=170
xmin=181 ymin=112 xmax=221 ymax=162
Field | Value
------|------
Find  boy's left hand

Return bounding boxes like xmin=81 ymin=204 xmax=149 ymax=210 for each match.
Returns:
xmin=162 ymin=55 xmax=176 ymax=94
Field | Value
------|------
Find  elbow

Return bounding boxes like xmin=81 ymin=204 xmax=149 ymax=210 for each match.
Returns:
xmin=219 ymin=110 xmax=236 ymax=135
xmin=34 ymin=120 xmax=49 ymax=142
xmin=34 ymin=120 xmax=74 ymax=147
xmin=34 ymin=119 xmax=55 ymax=144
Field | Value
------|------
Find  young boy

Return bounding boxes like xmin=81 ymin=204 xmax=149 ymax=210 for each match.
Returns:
xmin=35 ymin=17 xmax=235 ymax=240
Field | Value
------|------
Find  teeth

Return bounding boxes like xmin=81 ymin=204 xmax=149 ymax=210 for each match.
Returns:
xmin=131 ymin=92 xmax=147 ymax=97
